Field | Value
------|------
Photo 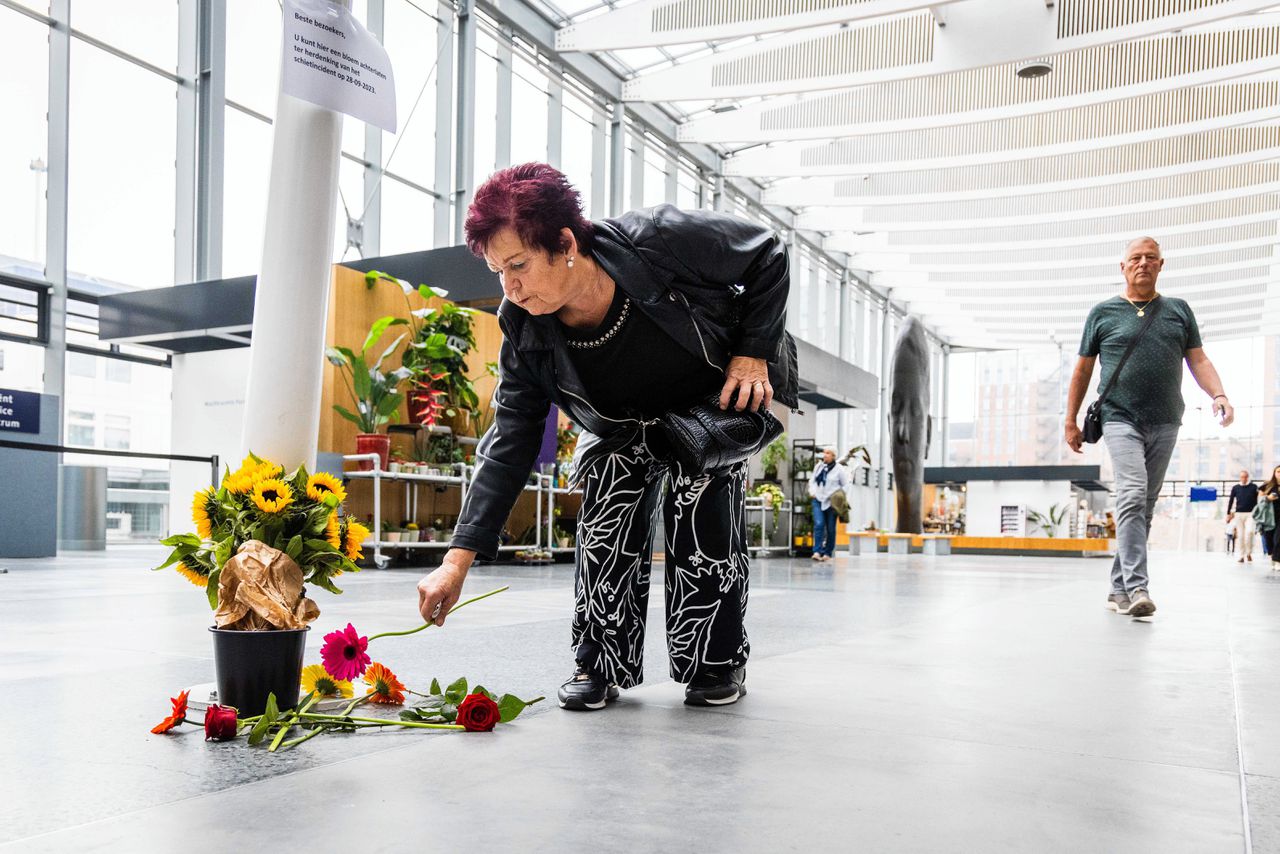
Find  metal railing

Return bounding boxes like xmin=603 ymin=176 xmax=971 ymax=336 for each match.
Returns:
xmin=0 ymin=439 xmax=219 ymax=487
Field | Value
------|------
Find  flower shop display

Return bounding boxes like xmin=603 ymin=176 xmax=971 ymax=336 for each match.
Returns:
xmin=325 ymin=315 xmax=415 ymax=470
xmin=750 ymin=482 xmax=786 ymax=529
xmin=151 ymin=586 xmax=542 ymax=752
xmin=156 ymin=454 xmax=369 ymax=715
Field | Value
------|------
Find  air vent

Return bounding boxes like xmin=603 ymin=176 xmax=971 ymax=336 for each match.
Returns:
xmin=761 ymin=27 xmax=1280 ymax=131
xmin=653 ymin=0 xmax=868 ymax=33
xmin=711 ymin=12 xmax=934 ymax=88
xmin=1057 ymin=0 xmax=1235 ymax=39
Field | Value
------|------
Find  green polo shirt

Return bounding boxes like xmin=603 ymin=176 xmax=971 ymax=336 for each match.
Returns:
xmin=1078 ymin=295 xmax=1202 ymax=427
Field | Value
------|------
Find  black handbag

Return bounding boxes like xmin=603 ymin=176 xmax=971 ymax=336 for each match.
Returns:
xmin=1082 ymin=298 xmax=1162 ymax=444
xmin=660 ymin=394 xmax=784 ymax=473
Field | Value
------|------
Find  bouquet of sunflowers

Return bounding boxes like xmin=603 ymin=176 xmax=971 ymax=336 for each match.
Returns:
xmin=156 ymin=454 xmax=370 ymax=626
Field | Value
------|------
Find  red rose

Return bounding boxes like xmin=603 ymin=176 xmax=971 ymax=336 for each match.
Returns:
xmin=457 ymin=693 xmax=501 ymax=732
xmin=204 ymin=704 xmax=238 ymax=741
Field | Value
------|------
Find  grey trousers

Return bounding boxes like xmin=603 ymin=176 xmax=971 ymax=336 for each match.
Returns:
xmin=1103 ymin=420 xmax=1181 ymax=594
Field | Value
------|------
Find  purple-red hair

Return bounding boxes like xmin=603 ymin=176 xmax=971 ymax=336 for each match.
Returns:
xmin=465 ymin=162 xmax=595 ymax=260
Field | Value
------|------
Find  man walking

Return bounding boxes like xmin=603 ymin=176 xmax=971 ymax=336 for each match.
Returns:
xmin=1065 ymin=237 xmax=1234 ymax=618
xmin=1228 ymin=469 xmax=1258 ymax=563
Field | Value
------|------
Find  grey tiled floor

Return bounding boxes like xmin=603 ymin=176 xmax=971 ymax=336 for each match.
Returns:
xmin=1 ymin=546 xmax=1274 ymax=852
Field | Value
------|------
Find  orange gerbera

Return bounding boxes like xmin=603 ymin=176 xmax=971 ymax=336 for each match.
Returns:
xmin=306 ymin=472 xmax=347 ymax=505
xmin=362 ymin=662 xmax=406 ymax=704
xmin=344 ymin=520 xmax=371 ymax=561
xmin=151 ymin=690 xmax=190 ymax=734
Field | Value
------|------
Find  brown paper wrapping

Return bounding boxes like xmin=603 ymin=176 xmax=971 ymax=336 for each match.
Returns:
xmin=213 ymin=540 xmax=320 ymax=630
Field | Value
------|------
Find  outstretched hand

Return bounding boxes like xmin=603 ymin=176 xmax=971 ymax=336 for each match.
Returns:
xmin=719 ymin=356 xmax=772 ymax=412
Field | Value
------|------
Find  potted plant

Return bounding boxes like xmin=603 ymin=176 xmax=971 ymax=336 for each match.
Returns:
xmin=750 ymin=482 xmax=786 ymax=530
xmin=326 ymin=317 xmax=414 ymax=471
xmin=364 ymin=271 xmax=489 ymax=431
xmin=1026 ymin=503 xmax=1069 ymax=538
xmin=157 ymin=455 xmax=369 ymax=716
xmin=761 ymin=433 xmax=788 ymax=481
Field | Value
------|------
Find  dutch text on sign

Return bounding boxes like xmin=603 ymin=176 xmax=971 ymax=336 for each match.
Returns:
xmin=281 ymin=0 xmax=397 ymax=132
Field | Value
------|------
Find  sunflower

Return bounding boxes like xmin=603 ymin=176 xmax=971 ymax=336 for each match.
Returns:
xmin=250 ymin=478 xmax=294 ymax=514
xmin=191 ymin=487 xmax=218 ymax=539
xmin=300 ymin=663 xmax=353 ymax=698
xmin=325 ymin=512 xmax=343 ymax=550
xmin=345 ymin=520 xmax=371 ymax=561
xmin=223 ymin=471 xmax=254 ymax=495
xmin=362 ymin=662 xmax=406 ymax=704
xmin=175 ymin=553 xmax=211 ymax=587
xmin=306 ymin=472 xmax=347 ymax=505
xmin=224 ymin=455 xmax=282 ymax=494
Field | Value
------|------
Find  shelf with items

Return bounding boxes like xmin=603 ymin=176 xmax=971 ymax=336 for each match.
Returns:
xmin=789 ymin=439 xmax=818 ymax=557
xmin=744 ymin=495 xmax=793 ymax=556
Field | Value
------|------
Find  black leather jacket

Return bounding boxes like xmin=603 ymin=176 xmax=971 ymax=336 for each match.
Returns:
xmin=451 ymin=205 xmax=799 ymax=559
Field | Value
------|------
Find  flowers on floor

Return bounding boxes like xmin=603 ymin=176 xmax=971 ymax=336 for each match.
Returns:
xmin=150 ymin=690 xmax=190 ymax=734
xmin=300 ymin=664 xmax=353 ymax=699
xmin=363 ymin=663 xmax=406 ymax=704
xmin=203 ymin=704 xmax=238 ymax=742
xmin=401 ymin=678 xmax=535 ymax=732
xmin=154 ymin=453 xmax=366 ymax=624
xmin=150 ymin=586 xmax=541 ymax=750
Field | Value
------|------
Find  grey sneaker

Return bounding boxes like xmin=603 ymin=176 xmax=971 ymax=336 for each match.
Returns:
xmin=1106 ymin=592 xmax=1131 ymax=614
xmin=1128 ymin=589 xmax=1157 ymax=618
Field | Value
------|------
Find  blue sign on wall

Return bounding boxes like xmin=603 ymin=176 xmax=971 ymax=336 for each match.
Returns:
xmin=0 ymin=388 xmax=40 ymax=434
xmin=1189 ymin=486 xmax=1218 ymax=503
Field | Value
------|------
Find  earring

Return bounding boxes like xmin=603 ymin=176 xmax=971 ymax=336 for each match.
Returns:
xmin=567 ymin=256 xmax=575 ymax=268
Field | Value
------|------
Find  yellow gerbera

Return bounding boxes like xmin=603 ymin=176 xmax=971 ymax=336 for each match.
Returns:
xmin=325 ymin=512 xmax=342 ymax=550
xmin=300 ymin=663 xmax=353 ymax=698
xmin=250 ymin=478 xmax=294 ymax=514
xmin=191 ymin=487 xmax=218 ymax=539
xmin=175 ymin=554 xmax=210 ymax=587
xmin=345 ymin=520 xmax=371 ymax=561
xmin=307 ymin=472 xmax=347 ymax=505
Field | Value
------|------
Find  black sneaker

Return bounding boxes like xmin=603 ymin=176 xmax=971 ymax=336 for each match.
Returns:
xmin=684 ymin=666 xmax=747 ymax=707
xmin=557 ymin=664 xmax=619 ymax=711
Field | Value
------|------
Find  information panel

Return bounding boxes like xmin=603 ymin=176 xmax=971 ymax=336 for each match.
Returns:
xmin=282 ymin=0 xmax=397 ymax=132
xmin=0 ymin=388 xmax=40 ymax=434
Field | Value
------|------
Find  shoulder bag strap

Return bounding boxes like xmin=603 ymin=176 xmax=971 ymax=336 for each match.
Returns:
xmin=1094 ymin=296 xmax=1163 ymax=408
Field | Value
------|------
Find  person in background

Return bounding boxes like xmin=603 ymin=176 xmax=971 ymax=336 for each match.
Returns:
xmin=808 ymin=447 xmax=850 ymax=562
xmin=1065 ymin=237 xmax=1233 ymax=619
xmin=1258 ymin=466 xmax=1280 ymax=570
xmin=1227 ymin=469 xmax=1258 ymax=563
xmin=1225 ymin=521 xmax=1236 ymax=555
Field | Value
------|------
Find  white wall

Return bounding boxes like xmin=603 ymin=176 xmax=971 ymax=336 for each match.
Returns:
xmin=168 ymin=348 xmax=251 ymax=531
xmin=965 ymin=480 xmax=1076 ymax=537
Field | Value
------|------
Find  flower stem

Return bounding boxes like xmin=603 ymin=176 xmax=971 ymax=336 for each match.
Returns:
xmin=268 ymin=694 xmax=320 ymax=753
xmin=298 ymin=712 xmax=463 ymax=730
xmin=368 ymin=586 xmax=509 ymax=641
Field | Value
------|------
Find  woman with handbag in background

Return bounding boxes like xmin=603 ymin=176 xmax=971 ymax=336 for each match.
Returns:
xmin=415 ymin=163 xmax=798 ymax=710
xmin=1256 ymin=465 xmax=1280 ymax=568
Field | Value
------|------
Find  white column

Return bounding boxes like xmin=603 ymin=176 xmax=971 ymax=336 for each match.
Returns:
xmin=941 ymin=343 xmax=951 ymax=467
xmin=240 ymin=7 xmax=349 ymax=470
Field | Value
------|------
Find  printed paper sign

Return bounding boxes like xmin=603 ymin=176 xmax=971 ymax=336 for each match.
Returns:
xmin=0 ymin=388 xmax=40 ymax=434
xmin=281 ymin=0 xmax=397 ymax=132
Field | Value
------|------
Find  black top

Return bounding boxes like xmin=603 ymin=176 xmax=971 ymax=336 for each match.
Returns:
xmin=1231 ymin=482 xmax=1260 ymax=513
xmin=562 ymin=285 xmax=723 ymax=420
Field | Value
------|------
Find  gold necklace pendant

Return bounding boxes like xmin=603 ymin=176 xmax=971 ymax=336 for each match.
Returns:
xmin=1137 ymin=309 xmax=1145 ymax=317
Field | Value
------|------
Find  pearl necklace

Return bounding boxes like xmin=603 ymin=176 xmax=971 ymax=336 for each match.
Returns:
xmin=566 ymin=296 xmax=631 ymax=350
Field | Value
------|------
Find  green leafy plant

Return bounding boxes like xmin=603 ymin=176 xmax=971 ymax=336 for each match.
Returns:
xmin=365 ymin=270 xmax=488 ymax=429
xmin=761 ymin=433 xmax=788 ymax=479
xmin=325 ymin=317 xmax=414 ymax=434
xmin=751 ymin=482 xmax=786 ymax=528
xmin=1026 ymin=503 xmax=1070 ymax=538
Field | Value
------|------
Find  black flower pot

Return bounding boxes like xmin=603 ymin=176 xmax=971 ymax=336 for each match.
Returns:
xmin=209 ymin=626 xmax=309 ymax=717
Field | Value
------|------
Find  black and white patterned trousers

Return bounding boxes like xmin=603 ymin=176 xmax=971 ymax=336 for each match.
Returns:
xmin=572 ymin=433 xmax=750 ymax=688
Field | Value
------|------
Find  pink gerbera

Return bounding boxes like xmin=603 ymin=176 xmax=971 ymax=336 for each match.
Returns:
xmin=320 ymin=623 xmax=371 ymax=682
